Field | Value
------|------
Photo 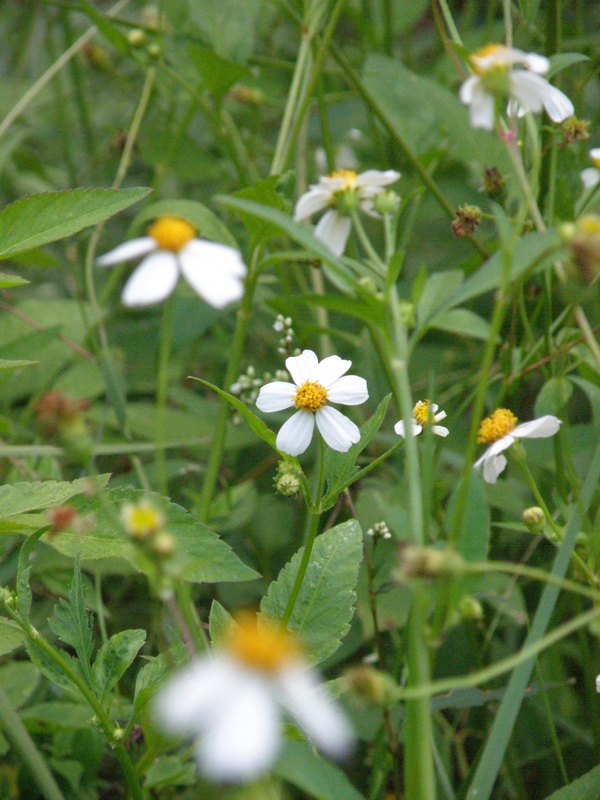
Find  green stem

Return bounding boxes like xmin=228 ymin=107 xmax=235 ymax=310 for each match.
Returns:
xmin=0 ymin=686 xmax=66 ymax=800
xmin=463 ymin=560 xmax=600 ymax=601
xmin=350 ymin=209 xmax=387 ymax=275
xmin=280 ymin=437 xmax=327 ymax=629
xmin=320 ymin=439 xmax=404 ymax=508
xmin=198 ymin=250 xmax=261 ymax=523
xmin=502 ymin=0 xmax=513 ymax=47
xmin=436 ymin=0 xmax=464 ymax=45
xmin=155 ymin=295 xmax=174 ymax=495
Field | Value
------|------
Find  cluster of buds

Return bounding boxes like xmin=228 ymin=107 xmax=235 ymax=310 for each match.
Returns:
xmin=365 ymin=521 xmax=392 ymax=542
xmin=230 ymin=365 xmax=290 ymax=422
xmin=560 ymin=116 xmax=590 ymax=145
xmin=273 ymin=315 xmax=300 ymax=358
xmin=274 ymin=461 xmax=302 ymax=498
xmin=395 ymin=543 xmax=465 ymax=582
xmin=35 ymin=391 xmax=93 ymax=463
xmin=452 ymin=204 xmax=482 ymax=237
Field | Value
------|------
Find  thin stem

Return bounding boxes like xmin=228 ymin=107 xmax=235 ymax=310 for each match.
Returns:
xmin=436 ymin=0 xmax=464 ymax=46
xmin=321 ymin=439 xmax=404 ymax=508
xmin=573 ymin=305 xmax=600 ymax=371
xmin=350 ymin=209 xmax=387 ymax=275
xmin=503 ymin=130 xmax=546 ymax=232
xmin=503 ymin=0 xmax=513 ymax=47
xmin=155 ymin=295 xmax=174 ymax=495
xmin=463 ymin=560 xmax=600 ymax=602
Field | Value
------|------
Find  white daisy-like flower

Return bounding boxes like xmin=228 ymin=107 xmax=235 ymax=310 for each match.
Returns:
xmin=255 ymin=349 xmax=368 ymax=456
xmin=394 ymin=400 xmax=449 ymax=438
xmin=459 ymin=44 xmax=574 ymax=130
xmin=581 ymin=148 xmax=600 ymax=189
xmin=153 ymin=614 xmax=353 ymax=782
xmin=294 ymin=169 xmax=401 ymax=257
xmin=97 ymin=216 xmax=246 ymax=308
xmin=596 ymin=674 xmax=600 ymax=693
xmin=474 ymin=408 xmax=561 ymax=484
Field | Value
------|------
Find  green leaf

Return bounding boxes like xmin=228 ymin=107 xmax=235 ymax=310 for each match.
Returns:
xmin=25 ymin=639 xmax=83 ymax=693
xmin=17 ymin=528 xmax=47 ymax=618
xmin=0 ymin=187 xmax=151 ymax=258
xmin=188 ymin=43 xmax=251 ymax=102
xmin=19 ymin=702 xmax=94 ymax=732
xmin=76 ymin=0 xmax=130 ymax=53
xmin=0 ymin=358 xmax=36 ymax=370
xmin=0 ymin=619 xmax=26 ymax=655
xmin=427 ymin=308 xmax=492 ymax=341
xmin=274 ymin=740 xmax=366 ymax=800
xmin=48 ymin=557 xmax=94 ymax=684
xmin=144 ymin=756 xmax=197 ymax=789
xmin=416 ymin=270 xmax=464 ymax=328
xmin=534 ymin=377 xmax=573 ymax=417
xmin=133 ymin=644 xmax=189 ymax=717
xmin=92 ymin=629 xmax=146 ymax=701
xmin=547 ymin=52 xmax=590 ymax=79
xmin=446 ymin=473 xmax=489 ymax=563
xmin=260 ymin=519 xmax=363 ymax=664
xmin=273 ymin=292 xmax=386 ymax=328
xmin=233 ymin=175 xmax=290 ymax=248
xmin=129 ymin=198 xmax=237 ymax=248
xmin=0 ymin=475 xmax=110 ymax=519
xmin=0 ymin=271 xmax=28 ymax=289
xmin=191 ymin=377 xmax=278 ymax=450
xmin=542 ymin=763 xmax=600 ymax=800
xmin=208 ymin=599 xmax=236 ymax=647
xmin=185 ymin=0 xmax=266 ymax=61
xmin=0 ymin=662 xmax=40 ymax=708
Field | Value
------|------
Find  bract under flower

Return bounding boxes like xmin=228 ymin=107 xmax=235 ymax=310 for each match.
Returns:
xmin=256 ymin=349 xmax=368 ymax=456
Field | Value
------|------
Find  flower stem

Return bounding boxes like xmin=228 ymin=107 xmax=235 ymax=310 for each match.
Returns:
xmin=155 ymin=295 xmax=174 ymax=495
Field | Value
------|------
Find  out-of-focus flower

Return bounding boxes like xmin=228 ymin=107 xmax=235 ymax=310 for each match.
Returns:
xmin=256 ymin=349 xmax=368 ymax=456
xmin=561 ymin=116 xmax=589 ymax=145
xmin=153 ymin=614 xmax=353 ymax=782
xmin=562 ymin=214 xmax=600 ymax=284
xmin=394 ymin=400 xmax=449 ymax=439
xmin=121 ymin=500 xmax=165 ymax=541
xmin=451 ymin=204 xmax=482 ymax=237
xmin=459 ymin=44 xmax=574 ymax=130
xmin=481 ymin=166 xmax=508 ymax=204
xmin=294 ymin=169 xmax=400 ymax=256
xmin=97 ymin=216 xmax=246 ymax=308
xmin=580 ymin=149 xmax=600 ymax=189
xmin=474 ymin=409 xmax=561 ymax=483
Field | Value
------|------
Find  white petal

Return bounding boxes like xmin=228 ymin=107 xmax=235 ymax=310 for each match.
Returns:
xmin=121 ymin=252 xmax=179 ymax=306
xmin=485 ymin=434 xmax=515 ymax=458
xmin=316 ymin=355 xmax=352 ymax=387
xmin=294 ymin=187 xmax=332 ymax=220
xmin=355 ymin=169 xmax=400 ymax=189
xmin=433 ymin=409 xmax=447 ymax=422
xmin=179 ymin=241 xmax=246 ymax=308
xmin=327 ymin=375 xmax=369 ymax=405
xmin=432 ymin=425 xmax=450 ymax=437
xmin=462 ymin=80 xmax=496 ymax=130
xmin=510 ymin=72 xmax=571 ymax=119
xmin=522 ymin=53 xmax=550 ymax=73
xmin=482 ymin=453 xmax=507 ymax=483
xmin=198 ymin=674 xmax=281 ymax=782
xmin=96 ymin=237 xmax=156 ymax=266
xmin=540 ymin=83 xmax=574 ymax=122
xmin=276 ymin=410 xmax=315 ymax=456
xmin=315 ymin=406 xmax=360 ymax=452
xmin=314 ymin=210 xmax=352 ymax=257
xmin=581 ymin=168 xmax=600 ymax=188
xmin=596 ymin=674 xmax=600 ymax=693
xmin=256 ymin=382 xmax=297 ymax=412
xmin=394 ymin=418 xmax=421 ymax=437
xmin=513 ymin=415 xmax=561 ymax=439
xmin=286 ymin=350 xmax=319 ymax=386
xmin=590 ymin=149 xmax=600 ymax=160
xmin=277 ymin=666 xmax=354 ymax=758
xmin=459 ymin=75 xmax=478 ymax=105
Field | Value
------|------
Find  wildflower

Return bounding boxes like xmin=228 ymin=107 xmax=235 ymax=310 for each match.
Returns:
xmin=153 ymin=614 xmax=353 ymax=782
xmin=451 ymin=204 xmax=482 ymax=237
xmin=580 ymin=149 xmax=600 ymax=189
xmin=121 ymin=499 xmax=165 ymax=540
xmin=256 ymin=349 xmax=368 ymax=456
xmin=394 ymin=400 xmax=449 ymax=439
xmin=294 ymin=169 xmax=400 ymax=257
xmin=97 ymin=216 xmax=246 ymax=308
xmin=474 ymin=409 xmax=561 ymax=483
xmin=459 ymin=44 xmax=574 ymax=130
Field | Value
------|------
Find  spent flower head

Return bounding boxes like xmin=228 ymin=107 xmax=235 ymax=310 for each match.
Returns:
xmin=97 ymin=215 xmax=246 ymax=308
xmin=256 ymin=349 xmax=368 ymax=456
xmin=474 ymin=409 xmax=561 ymax=483
xmin=153 ymin=613 xmax=353 ymax=782
xmin=394 ymin=400 xmax=449 ymax=439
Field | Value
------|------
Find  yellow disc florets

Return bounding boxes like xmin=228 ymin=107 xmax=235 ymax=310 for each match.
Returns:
xmin=413 ymin=400 xmax=432 ymax=428
xmin=470 ymin=43 xmax=508 ymax=73
xmin=330 ymin=169 xmax=358 ymax=190
xmin=477 ymin=408 xmax=518 ymax=444
xmin=293 ymin=380 xmax=328 ymax=412
xmin=121 ymin=500 xmax=165 ymax=540
xmin=227 ymin=614 xmax=298 ymax=673
xmin=576 ymin=214 xmax=600 ymax=237
xmin=147 ymin=216 xmax=196 ymax=253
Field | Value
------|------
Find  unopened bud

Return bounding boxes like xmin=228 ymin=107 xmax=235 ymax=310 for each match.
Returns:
xmin=395 ymin=544 xmax=464 ymax=581
xmin=398 ymin=300 xmax=415 ymax=329
xmin=127 ymin=29 xmax=146 ymax=47
xmin=343 ymin=666 xmax=398 ymax=706
xmin=276 ymin=473 xmax=300 ymax=497
xmin=373 ymin=189 xmax=400 ymax=216
xmin=151 ymin=531 xmax=176 ymax=557
xmin=522 ymin=506 xmax=545 ymax=530
xmin=458 ymin=595 xmax=484 ymax=620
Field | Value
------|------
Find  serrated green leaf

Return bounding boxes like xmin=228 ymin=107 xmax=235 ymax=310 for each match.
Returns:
xmin=260 ymin=519 xmax=363 ymax=664
xmin=208 ymin=599 xmax=236 ymax=647
xmin=0 ymin=187 xmax=151 ymax=258
xmin=274 ymin=740 xmax=366 ymax=800
xmin=129 ymin=199 xmax=237 ymax=247
xmin=48 ymin=558 xmax=94 ymax=684
xmin=92 ymin=629 xmax=146 ymax=701
xmin=0 ymin=271 xmax=28 ymax=288
xmin=25 ymin=639 xmax=83 ymax=693
xmin=133 ymin=644 xmax=189 ymax=717
xmin=0 ymin=475 xmax=109 ymax=519
xmin=0 ymin=619 xmax=26 ymax=655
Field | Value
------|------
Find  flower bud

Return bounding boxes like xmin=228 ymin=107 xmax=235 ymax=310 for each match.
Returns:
xmin=395 ymin=544 xmax=465 ymax=581
xmin=561 ymin=116 xmax=590 ymax=145
xmin=522 ymin=506 xmax=545 ymax=531
xmin=372 ymin=189 xmax=400 ymax=216
xmin=343 ymin=666 xmax=399 ymax=706
xmin=398 ymin=300 xmax=415 ymax=329
xmin=151 ymin=532 xmax=177 ymax=557
xmin=458 ymin=595 xmax=484 ymax=621
xmin=127 ymin=29 xmax=146 ymax=47
xmin=276 ymin=473 xmax=301 ymax=497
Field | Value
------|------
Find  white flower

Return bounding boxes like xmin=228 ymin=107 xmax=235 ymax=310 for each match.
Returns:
xmin=474 ymin=408 xmax=561 ymax=484
xmin=153 ymin=615 xmax=353 ymax=782
xmin=97 ymin=216 xmax=246 ymax=308
xmin=596 ymin=674 xmax=600 ymax=693
xmin=394 ymin=400 xmax=449 ymax=439
xmin=294 ymin=169 xmax=400 ymax=256
xmin=255 ymin=349 xmax=368 ymax=456
xmin=459 ymin=44 xmax=574 ymax=130
xmin=581 ymin=148 xmax=600 ymax=189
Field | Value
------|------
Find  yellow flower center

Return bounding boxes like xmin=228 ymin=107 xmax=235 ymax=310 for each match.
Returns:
xmin=470 ymin=43 xmax=509 ymax=75
xmin=477 ymin=408 xmax=517 ymax=444
xmin=577 ymin=214 xmax=600 ymax=237
xmin=413 ymin=400 xmax=432 ymax=428
xmin=293 ymin=380 xmax=328 ymax=412
xmin=592 ymin=157 xmax=600 ymax=170
xmin=121 ymin=501 xmax=164 ymax=540
xmin=227 ymin=614 xmax=298 ymax=673
xmin=147 ymin=216 xmax=196 ymax=252
xmin=330 ymin=169 xmax=358 ymax=190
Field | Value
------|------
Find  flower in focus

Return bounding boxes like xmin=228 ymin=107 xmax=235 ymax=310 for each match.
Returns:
xmin=153 ymin=614 xmax=353 ymax=782
xmin=394 ymin=400 xmax=449 ymax=439
xmin=256 ymin=349 xmax=368 ymax=456
xmin=294 ymin=169 xmax=400 ymax=256
xmin=580 ymin=148 xmax=600 ymax=189
xmin=474 ymin=408 xmax=561 ymax=483
xmin=97 ymin=216 xmax=246 ymax=308
xmin=459 ymin=44 xmax=574 ymax=130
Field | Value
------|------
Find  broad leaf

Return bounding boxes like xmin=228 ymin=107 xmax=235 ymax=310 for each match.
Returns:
xmin=189 ymin=43 xmax=251 ymax=102
xmin=92 ymin=629 xmax=146 ymax=701
xmin=416 ymin=270 xmax=464 ymax=328
xmin=48 ymin=557 xmax=94 ymax=684
xmin=427 ymin=308 xmax=492 ymax=341
xmin=208 ymin=599 xmax=236 ymax=647
xmin=144 ymin=756 xmax=197 ymax=789
xmin=0 ymin=662 xmax=40 ymax=707
xmin=542 ymin=763 xmax=600 ymax=800
xmin=0 ymin=619 xmax=26 ymax=655
xmin=0 ymin=271 xmax=28 ymax=288
xmin=260 ymin=519 xmax=363 ymax=664
xmin=17 ymin=528 xmax=46 ymax=618
xmin=0 ymin=188 xmax=151 ymax=258
xmin=0 ymin=475 xmax=109 ymax=519
xmin=274 ymin=740 xmax=366 ymax=800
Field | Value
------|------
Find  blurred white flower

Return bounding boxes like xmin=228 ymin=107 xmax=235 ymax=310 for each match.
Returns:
xmin=474 ymin=408 xmax=561 ymax=483
xmin=294 ymin=169 xmax=400 ymax=256
xmin=394 ymin=400 xmax=449 ymax=439
xmin=581 ymin=148 xmax=600 ymax=189
xmin=153 ymin=614 xmax=353 ymax=782
xmin=97 ymin=216 xmax=246 ymax=308
xmin=256 ymin=349 xmax=368 ymax=456
xmin=459 ymin=44 xmax=574 ymax=130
